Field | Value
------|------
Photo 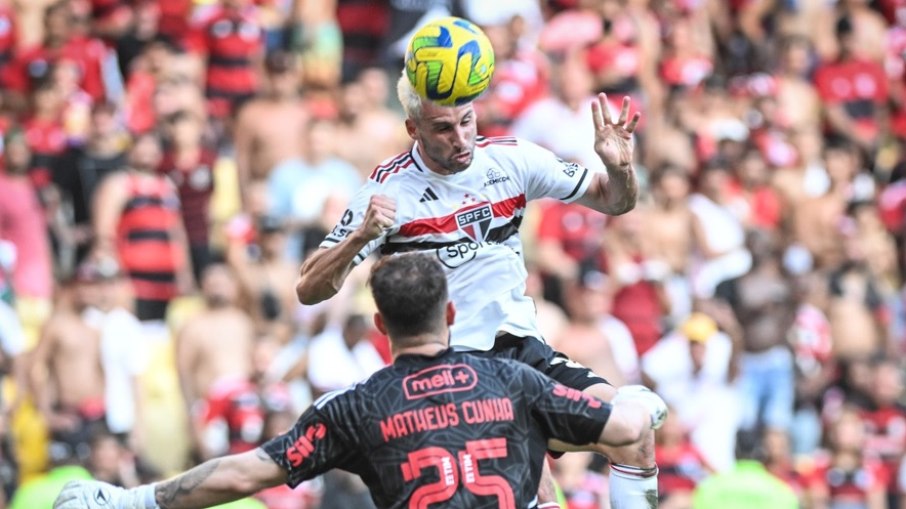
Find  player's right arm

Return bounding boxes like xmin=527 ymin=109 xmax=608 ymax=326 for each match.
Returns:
xmin=54 ymin=391 xmax=357 ymax=509
xmin=295 ymin=192 xmax=396 ymax=305
xmin=520 ymin=367 xmax=664 ymax=451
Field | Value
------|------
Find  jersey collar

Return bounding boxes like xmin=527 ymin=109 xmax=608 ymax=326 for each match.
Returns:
xmin=393 ymin=347 xmax=457 ymax=367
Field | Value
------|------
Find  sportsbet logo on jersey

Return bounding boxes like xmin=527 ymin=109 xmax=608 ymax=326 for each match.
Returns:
xmin=455 ymin=203 xmax=492 ymax=242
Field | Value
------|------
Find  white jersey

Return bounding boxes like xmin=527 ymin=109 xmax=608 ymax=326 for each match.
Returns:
xmin=320 ymin=136 xmax=595 ymax=350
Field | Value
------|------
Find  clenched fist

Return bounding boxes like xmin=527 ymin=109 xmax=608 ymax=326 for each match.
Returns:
xmin=359 ymin=194 xmax=397 ymax=241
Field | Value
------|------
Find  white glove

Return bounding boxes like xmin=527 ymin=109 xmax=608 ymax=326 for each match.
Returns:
xmin=612 ymin=385 xmax=668 ymax=430
xmin=54 ymin=480 xmax=157 ymax=509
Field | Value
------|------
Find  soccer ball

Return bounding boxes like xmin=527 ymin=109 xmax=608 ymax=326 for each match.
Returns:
xmin=405 ymin=16 xmax=495 ymax=106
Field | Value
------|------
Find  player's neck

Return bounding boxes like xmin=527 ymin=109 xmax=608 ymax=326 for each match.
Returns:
xmin=391 ymin=336 xmax=449 ymax=360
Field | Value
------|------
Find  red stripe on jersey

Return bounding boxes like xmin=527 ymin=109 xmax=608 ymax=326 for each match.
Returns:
xmin=377 ymin=158 xmax=413 ymax=183
xmin=477 ymin=136 xmax=518 ymax=147
xmin=369 ymin=153 xmax=411 ymax=181
xmin=398 ymin=193 xmax=526 ymax=238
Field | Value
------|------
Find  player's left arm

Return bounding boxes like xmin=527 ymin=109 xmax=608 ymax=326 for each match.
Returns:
xmin=574 ymin=94 xmax=641 ymax=216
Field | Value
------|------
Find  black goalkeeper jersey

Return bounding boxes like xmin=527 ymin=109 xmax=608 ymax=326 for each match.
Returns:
xmin=263 ymin=349 xmax=611 ymax=508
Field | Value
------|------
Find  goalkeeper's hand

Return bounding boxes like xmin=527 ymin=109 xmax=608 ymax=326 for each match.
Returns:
xmin=54 ymin=480 xmax=157 ymax=509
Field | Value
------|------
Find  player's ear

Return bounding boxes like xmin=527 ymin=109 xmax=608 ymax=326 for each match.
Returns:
xmin=374 ymin=312 xmax=388 ymax=335
xmin=446 ymin=301 xmax=456 ymax=326
xmin=405 ymin=118 xmax=417 ymax=140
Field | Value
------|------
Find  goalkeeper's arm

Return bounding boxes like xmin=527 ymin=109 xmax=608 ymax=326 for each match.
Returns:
xmin=54 ymin=448 xmax=287 ymax=509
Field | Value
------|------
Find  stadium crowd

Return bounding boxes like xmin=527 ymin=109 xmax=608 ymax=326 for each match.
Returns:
xmin=0 ymin=0 xmax=905 ymax=507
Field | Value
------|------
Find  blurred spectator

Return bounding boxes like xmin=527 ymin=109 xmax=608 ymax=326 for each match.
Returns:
xmin=655 ymin=408 xmax=714 ymax=509
xmin=334 ymin=67 xmax=411 ymax=178
xmin=805 ymin=406 xmax=889 ymax=509
xmin=267 ymin=116 xmax=361 ymax=262
xmin=605 ymin=210 xmax=670 ymax=357
xmin=640 ymin=165 xmax=695 ymax=323
xmin=30 ymin=273 xmax=106 ymax=468
xmin=233 ymin=50 xmax=309 ymax=206
xmin=728 ymin=147 xmax=782 ymax=230
xmin=227 ymin=215 xmax=300 ymax=338
xmin=789 ymin=271 xmax=835 ymax=456
xmin=2 ymin=0 xmax=107 ymax=108
xmin=533 ymin=197 xmax=607 ymax=306
xmin=175 ymin=262 xmax=259 ymax=460
xmin=91 ymin=132 xmax=192 ymax=322
xmin=715 ymin=229 xmax=796 ymax=434
xmin=0 ymin=0 xmax=16 ymax=71
xmin=554 ymin=269 xmax=631 ymax=388
xmin=762 ymin=428 xmax=809 ymax=504
xmin=159 ymin=110 xmax=217 ymax=284
xmin=306 ymin=313 xmax=385 ymax=397
xmin=692 ymin=429 xmax=799 ymax=509
xmin=114 ymin=0 xmax=161 ymax=78
xmin=52 ymin=58 xmax=94 ymax=147
xmin=472 ymin=8 xmax=548 ymax=137
xmin=86 ymin=425 xmax=139 ymax=489
xmin=814 ymin=15 xmax=889 ymax=155
xmin=774 ymin=35 xmax=821 ymax=133
xmin=0 ymin=129 xmax=54 ymax=305
xmin=512 ymin=51 xmax=605 ymax=173
xmin=52 ymin=101 xmax=128 ymax=267
xmin=335 ymin=0 xmax=388 ymax=81
xmin=187 ymin=0 xmax=265 ymax=121
xmin=689 ymin=160 xmax=752 ymax=298
xmin=857 ymin=357 xmax=906 ymax=505
xmin=826 ymin=231 xmax=892 ymax=360
xmin=77 ymin=257 xmax=145 ymax=446
xmin=791 ymin=138 xmax=865 ymax=270
xmin=641 ymin=309 xmax=741 ymax=471
xmin=23 ymin=83 xmax=66 ymax=196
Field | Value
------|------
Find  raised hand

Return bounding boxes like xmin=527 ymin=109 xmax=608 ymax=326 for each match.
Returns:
xmin=359 ymin=194 xmax=397 ymax=241
xmin=591 ymin=94 xmax=641 ymax=170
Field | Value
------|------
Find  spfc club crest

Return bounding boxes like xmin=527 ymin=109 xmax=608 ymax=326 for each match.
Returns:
xmin=455 ymin=202 xmax=493 ymax=242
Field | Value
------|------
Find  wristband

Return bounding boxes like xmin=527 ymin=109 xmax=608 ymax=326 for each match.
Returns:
xmin=121 ymin=484 xmax=159 ymax=509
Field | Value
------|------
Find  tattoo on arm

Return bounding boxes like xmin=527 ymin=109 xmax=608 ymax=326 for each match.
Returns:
xmin=155 ymin=459 xmax=222 ymax=509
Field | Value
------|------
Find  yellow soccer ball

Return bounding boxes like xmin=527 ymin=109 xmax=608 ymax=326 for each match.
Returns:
xmin=404 ymin=16 xmax=496 ymax=106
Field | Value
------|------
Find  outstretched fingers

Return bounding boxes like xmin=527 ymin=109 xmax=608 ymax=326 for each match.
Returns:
xmin=626 ymin=111 xmax=641 ymax=134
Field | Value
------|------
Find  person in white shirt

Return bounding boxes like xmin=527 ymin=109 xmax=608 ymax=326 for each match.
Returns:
xmin=641 ymin=311 xmax=742 ymax=471
xmin=306 ymin=314 xmax=386 ymax=396
xmin=295 ymin=72 xmax=659 ymax=508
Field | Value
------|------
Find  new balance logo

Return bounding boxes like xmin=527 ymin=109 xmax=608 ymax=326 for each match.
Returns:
xmin=419 ymin=187 xmax=439 ymax=203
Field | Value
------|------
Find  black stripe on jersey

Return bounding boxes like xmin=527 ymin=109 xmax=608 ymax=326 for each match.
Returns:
xmin=380 ymin=217 xmax=523 ymax=255
xmin=371 ymin=154 xmax=413 ymax=183
xmin=561 ymin=168 xmax=589 ymax=202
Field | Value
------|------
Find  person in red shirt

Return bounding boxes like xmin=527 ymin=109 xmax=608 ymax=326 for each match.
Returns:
xmin=729 ymin=147 xmax=783 ymax=230
xmin=2 ymin=1 xmax=107 ymax=106
xmin=534 ymin=199 xmax=608 ymax=308
xmin=158 ymin=110 xmax=217 ymax=284
xmin=187 ymin=0 xmax=265 ymax=120
xmin=655 ymin=408 xmax=713 ymax=508
xmin=23 ymin=83 xmax=67 ymax=198
xmin=858 ymin=357 xmax=906 ymax=502
xmin=806 ymin=407 xmax=889 ymax=509
xmin=814 ymin=16 xmax=890 ymax=154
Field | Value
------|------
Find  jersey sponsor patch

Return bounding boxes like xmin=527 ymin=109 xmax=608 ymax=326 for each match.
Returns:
xmin=403 ymin=364 xmax=478 ymax=400
xmin=455 ymin=203 xmax=493 ymax=242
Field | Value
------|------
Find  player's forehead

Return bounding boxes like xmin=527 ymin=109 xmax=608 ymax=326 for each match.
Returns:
xmin=420 ymin=101 xmax=474 ymax=124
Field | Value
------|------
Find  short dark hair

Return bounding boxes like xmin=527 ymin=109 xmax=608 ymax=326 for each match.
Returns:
xmin=369 ymin=254 xmax=448 ymax=340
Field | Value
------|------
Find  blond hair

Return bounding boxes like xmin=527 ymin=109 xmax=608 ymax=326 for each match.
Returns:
xmin=396 ymin=72 xmax=424 ymax=120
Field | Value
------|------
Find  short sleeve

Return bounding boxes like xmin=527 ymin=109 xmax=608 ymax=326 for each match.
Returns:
xmin=318 ymin=180 xmax=384 ymax=265
xmin=517 ymin=139 xmax=594 ymax=204
xmin=520 ymin=365 xmax=610 ymax=446
xmin=261 ymin=389 xmax=358 ymax=488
